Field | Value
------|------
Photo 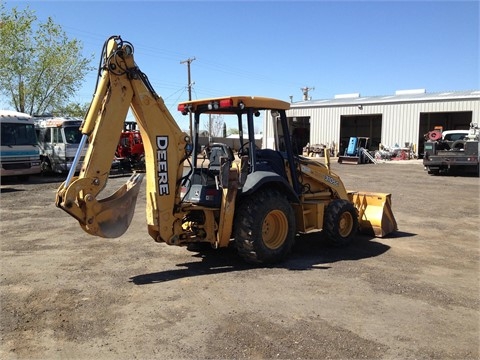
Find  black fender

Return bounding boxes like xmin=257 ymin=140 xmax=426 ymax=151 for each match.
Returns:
xmin=240 ymin=171 xmax=299 ymax=203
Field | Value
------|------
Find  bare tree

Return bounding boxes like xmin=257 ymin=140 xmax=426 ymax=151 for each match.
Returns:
xmin=203 ymin=114 xmax=225 ymax=138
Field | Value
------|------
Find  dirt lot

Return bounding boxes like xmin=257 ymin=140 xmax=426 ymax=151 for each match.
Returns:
xmin=1 ymin=160 xmax=479 ymax=359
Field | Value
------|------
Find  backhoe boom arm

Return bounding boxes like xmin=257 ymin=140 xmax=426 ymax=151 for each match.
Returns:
xmin=56 ymin=36 xmax=190 ymax=241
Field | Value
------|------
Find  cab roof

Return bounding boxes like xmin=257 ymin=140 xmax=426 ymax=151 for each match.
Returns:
xmin=178 ymin=96 xmax=290 ymax=114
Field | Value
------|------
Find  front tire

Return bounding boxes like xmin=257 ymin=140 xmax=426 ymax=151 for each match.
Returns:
xmin=234 ymin=189 xmax=295 ymax=264
xmin=40 ymin=157 xmax=52 ymax=174
xmin=324 ymin=199 xmax=358 ymax=247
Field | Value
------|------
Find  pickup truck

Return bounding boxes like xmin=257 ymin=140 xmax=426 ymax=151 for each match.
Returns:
xmin=423 ymin=124 xmax=479 ymax=176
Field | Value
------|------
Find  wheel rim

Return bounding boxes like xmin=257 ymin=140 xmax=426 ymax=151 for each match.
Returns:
xmin=262 ymin=210 xmax=288 ymax=250
xmin=338 ymin=211 xmax=354 ymax=237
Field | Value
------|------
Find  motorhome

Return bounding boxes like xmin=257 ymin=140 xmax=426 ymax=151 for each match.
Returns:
xmin=34 ymin=117 xmax=87 ymax=173
xmin=0 ymin=110 xmax=41 ymax=179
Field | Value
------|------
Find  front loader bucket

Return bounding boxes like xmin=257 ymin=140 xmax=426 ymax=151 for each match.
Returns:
xmin=349 ymin=191 xmax=398 ymax=237
xmin=338 ymin=156 xmax=360 ymax=164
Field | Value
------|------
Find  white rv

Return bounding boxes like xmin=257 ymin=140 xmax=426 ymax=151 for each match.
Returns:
xmin=34 ymin=117 xmax=87 ymax=173
xmin=0 ymin=110 xmax=41 ymax=179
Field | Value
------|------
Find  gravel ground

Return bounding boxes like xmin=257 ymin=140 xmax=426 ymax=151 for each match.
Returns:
xmin=1 ymin=159 xmax=479 ymax=359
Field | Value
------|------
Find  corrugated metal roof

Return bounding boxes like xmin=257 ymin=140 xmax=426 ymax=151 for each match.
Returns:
xmin=292 ymin=90 xmax=480 ymax=108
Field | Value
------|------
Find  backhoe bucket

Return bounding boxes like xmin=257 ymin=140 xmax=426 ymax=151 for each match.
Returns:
xmin=349 ymin=191 xmax=398 ymax=237
xmin=81 ymin=173 xmax=144 ymax=238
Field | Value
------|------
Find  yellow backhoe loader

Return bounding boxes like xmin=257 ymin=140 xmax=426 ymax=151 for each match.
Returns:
xmin=56 ymin=36 xmax=397 ymax=264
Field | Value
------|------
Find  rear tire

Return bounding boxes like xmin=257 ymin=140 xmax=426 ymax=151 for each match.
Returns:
xmin=234 ymin=189 xmax=295 ymax=264
xmin=324 ymin=199 xmax=358 ymax=247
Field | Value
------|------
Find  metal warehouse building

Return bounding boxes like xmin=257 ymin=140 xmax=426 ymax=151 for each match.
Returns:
xmin=263 ymin=89 xmax=480 ymax=157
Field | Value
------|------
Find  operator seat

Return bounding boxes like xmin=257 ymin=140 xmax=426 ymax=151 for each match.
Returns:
xmin=208 ymin=143 xmax=235 ymax=172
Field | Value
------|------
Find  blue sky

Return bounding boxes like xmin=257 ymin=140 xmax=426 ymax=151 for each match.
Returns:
xmin=3 ymin=0 xmax=479 ymax=130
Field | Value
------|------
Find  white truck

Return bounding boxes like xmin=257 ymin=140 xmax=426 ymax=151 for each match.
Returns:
xmin=423 ymin=123 xmax=479 ymax=176
xmin=34 ymin=117 xmax=87 ymax=174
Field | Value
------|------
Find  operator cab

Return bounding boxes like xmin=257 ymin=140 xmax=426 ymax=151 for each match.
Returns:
xmin=178 ymin=96 xmax=298 ymax=208
xmin=180 ymin=143 xmax=234 ymax=207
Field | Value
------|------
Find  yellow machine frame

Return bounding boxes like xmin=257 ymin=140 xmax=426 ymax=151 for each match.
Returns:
xmin=56 ymin=36 xmax=397 ymax=265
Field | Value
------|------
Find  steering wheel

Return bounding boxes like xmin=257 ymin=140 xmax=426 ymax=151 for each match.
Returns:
xmin=237 ymin=142 xmax=259 ymax=158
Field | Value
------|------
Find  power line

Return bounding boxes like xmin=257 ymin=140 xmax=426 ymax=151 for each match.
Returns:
xmin=301 ymin=86 xmax=315 ymax=101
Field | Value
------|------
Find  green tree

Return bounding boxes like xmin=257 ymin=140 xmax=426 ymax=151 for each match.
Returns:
xmin=55 ymin=101 xmax=90 ymax=117
xmin=222 ymin=122 xmax=227 ymax=137
xmin=0 ymin=4 xmax=93 ymax=115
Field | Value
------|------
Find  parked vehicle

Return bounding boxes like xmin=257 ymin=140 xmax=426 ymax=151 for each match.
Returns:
xmin=56 ymin=36 xmax=398 ymax=265
xmin=0 ymin=110 xmax=41 ymax=180
xmin=423 ymin=123 xmax=479 ymax=176
xmin=34 ymin=117 xmax=87 ymax=174
xmin=338 ymin=137 xmax=373 ymax=164
xmin=113 ymin=121 xmax=145 ymax=172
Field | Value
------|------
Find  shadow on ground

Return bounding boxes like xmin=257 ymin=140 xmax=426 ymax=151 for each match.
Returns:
xmin=129 ymin=230 xmax=415 ymax=285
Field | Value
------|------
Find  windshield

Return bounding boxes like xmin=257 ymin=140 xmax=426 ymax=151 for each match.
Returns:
xmin=1 ymin=123 xmax=37 ymax=146
xmin=64 ymin=126 xmax=83 ymax=144
xmin=443 ymin=133 xmax=467 ymax=141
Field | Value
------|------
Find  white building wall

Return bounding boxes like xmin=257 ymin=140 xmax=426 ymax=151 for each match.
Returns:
xmin=380 ymin=103 xmax=418 ymax=148
xmin=380 ymin=100 xmax=480 ymax=148
xmin=269 ymin=98 xmax=480 ymax=153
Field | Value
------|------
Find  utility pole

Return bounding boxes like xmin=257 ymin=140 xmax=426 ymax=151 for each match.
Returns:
xmin=180 ymin=57 xmax=196 ymax=137
xmin=301 ymin=86 xmax=315 ymax=101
